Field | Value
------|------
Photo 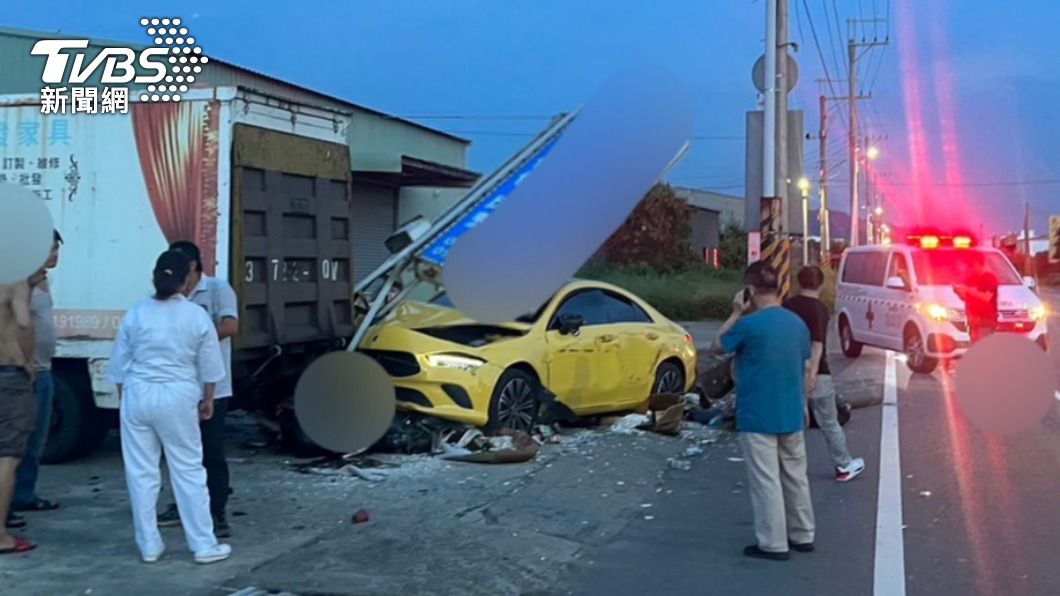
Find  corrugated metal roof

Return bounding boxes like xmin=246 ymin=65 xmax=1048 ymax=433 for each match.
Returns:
xmin=0 ymin=24 xmax=469 ymax=145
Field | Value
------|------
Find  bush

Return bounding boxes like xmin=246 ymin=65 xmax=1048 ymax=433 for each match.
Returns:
xmin=718 ymin=221 xmax=747 ymax=270
xmin=578 ymin=262 xmax=743 ymax=321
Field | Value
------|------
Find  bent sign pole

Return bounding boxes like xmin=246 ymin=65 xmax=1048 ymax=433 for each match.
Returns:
xmin=345 ymin=112 xmax=578 ymax=352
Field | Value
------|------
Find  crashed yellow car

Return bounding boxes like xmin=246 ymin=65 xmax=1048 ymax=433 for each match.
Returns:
xmin=359 ymin=280 xmax=697 ymax=433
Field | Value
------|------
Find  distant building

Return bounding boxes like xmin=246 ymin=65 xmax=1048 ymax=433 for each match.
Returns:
xmin=672 ymin=187 xmax=745 ymax=230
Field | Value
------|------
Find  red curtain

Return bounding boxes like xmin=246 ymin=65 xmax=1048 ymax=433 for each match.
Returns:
xmin=131 ymin=100 xmax=220 ymax=275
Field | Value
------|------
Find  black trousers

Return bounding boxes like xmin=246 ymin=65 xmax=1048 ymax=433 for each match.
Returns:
xmin=200 ymin=398 xmax=229 ymax=517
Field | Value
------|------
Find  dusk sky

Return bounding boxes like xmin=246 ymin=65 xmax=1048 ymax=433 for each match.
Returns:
xmin=7 ymin=0 xmax=1060 ymax=234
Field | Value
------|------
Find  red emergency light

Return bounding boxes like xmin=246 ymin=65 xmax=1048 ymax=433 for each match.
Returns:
xmin=905 ymin=230 xmax=976 ymax=250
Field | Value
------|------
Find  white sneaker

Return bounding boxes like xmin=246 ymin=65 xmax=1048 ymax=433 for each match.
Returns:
xmin=194 ymin=543 xmax=232 ymax=564
xmin=142 ymin=548 xmax=165 ymax=564
xmin=836 ymin=457 xmax=866 ymax=482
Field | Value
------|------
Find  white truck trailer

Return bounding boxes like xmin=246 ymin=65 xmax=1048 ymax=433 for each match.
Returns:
xmin=0 ymin=87 xmax=357 ymax=462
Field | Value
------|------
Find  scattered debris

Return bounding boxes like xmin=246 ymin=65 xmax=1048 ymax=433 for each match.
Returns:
xmin=438 ymin=429 xmax=540 ymax=464
xmin=683 ymin=447 xmax=704 ymax=457
xmin=610 ymin=414 xmax=650 ymax=435
xmin=727 ymin=457 xmax=745 ymax=463
xmin=351 ymin=509 xmax=370 ymax=524
xmin=644 ymin=515 xmax=656 ymax=521
xmin=919 ymin=491 xmax=932 ymax=498
xmin=668 ymin=458 xmax=692 ymax=471
xmin=640 ymin=503 xmax=653 ymax=509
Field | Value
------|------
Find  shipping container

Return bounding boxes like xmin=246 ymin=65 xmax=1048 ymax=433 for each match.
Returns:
xmin=0 ymin=87 xmax=355 ymax=462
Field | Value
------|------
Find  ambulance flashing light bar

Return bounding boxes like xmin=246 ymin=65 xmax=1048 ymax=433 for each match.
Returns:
xmin=904 ymin=230 xmax=977 ymax=250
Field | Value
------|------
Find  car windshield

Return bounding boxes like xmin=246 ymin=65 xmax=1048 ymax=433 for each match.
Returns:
xmin=911 ymin=250 xmax=1022 ymax=286
xmin=429 ymin=291 xmax=551 ymax=323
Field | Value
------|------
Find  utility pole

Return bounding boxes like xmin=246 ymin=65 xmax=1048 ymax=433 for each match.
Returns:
xmin=761 ymin=0 xmax=779 ymax=269
xmin=818 ymin=94 xmax=830 ymax=266
xmin=1025 ymin=202 xmax=1033 ymax=276
xmin=846 ymin=19 xmax=888 ymax=246
xmin=775 ymin=0 xmax=792 ymax=298
xmin=864 ymin=133 xmax=873 ymax=243
xmin=848 ymin=40 xmax=859 ymax=246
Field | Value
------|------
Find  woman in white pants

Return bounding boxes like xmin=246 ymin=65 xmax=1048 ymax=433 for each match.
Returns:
xmin=107 ymin=250 xmax=232 ymax=564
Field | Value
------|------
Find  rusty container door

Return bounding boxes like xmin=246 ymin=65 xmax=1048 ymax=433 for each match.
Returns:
xmin=230 ymin=124 xmax=353 ymax=356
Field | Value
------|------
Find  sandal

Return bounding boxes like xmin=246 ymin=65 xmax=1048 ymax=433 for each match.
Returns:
xmin=0 ymin=537 xmax=36 ymax=555
xmin=5 ymin=514 xmax=25 ymax=529
xmin=12 ymin=499 xmax=59 ymax=512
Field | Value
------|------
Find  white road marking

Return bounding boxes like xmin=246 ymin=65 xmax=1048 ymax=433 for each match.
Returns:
xmin=874 ymin=350 xmax=906 ymax=596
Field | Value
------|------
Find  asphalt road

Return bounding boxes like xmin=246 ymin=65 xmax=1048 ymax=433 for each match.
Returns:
xmin=557 ymin=293 xmax=1060 ymax=596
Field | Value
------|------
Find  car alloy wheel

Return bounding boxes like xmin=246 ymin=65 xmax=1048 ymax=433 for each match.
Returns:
xmin=655 ymin=367 xmax=684 ymax=395
xmin=496 ymin=377 xmax=538 ymax=433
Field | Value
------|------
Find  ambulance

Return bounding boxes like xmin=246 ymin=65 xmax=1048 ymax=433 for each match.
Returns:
xmin=836 ymin=232 xmax=1048 ymax=374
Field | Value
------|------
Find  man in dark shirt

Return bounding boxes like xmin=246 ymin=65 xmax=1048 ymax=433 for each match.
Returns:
xmin=954 ymin=262 xmax=999 ymax=343
xmin=784 ymin=266 xmax=865 ymax=482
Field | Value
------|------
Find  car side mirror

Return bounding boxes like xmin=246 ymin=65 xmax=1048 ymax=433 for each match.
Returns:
xmin=886 ymin=276 xmax=908 ymax=290
xmin=1023 ymin=276 xmax=1036 ymax=289
xmin=557 ymin=313 xmax=585 ymax=336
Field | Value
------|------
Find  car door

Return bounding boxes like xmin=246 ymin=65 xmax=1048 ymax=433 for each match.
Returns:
xmin=860 ymin=250 xmax=890 ymax=345
xmin=600 ymin=290 xmax=661 ymax=406
xmin=840 ymin=251 xmax=871 ymax=341
xmin=543 ymin=289 xmax=625 ymax=412
xmin=880 ymin=251 xmax=916 ymax=350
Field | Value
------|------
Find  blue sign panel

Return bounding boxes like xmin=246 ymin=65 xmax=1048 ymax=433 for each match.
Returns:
xmin=419 ymin=137 xmax=560 ymax=267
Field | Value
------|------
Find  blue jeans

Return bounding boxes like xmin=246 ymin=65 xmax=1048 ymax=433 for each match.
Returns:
xmin=13 ymin=370 xmax=54 ymax=506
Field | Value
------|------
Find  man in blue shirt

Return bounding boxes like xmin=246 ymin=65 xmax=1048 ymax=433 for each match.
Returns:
xmin=713 ymin=262 xmax=815 ymax=561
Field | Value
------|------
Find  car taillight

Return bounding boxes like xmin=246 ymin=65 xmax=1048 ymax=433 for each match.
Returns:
xmin=684 ymin=333 xmax=694 ymax=344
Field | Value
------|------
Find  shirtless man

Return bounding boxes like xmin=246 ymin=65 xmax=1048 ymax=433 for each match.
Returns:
xmin=0 ymin=275 xmax=39 ymax=554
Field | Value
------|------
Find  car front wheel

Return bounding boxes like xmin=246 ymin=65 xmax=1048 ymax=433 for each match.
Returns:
xmin=486 ymin=369 xmax=541 ymax=434
xmin=840 ymin=316 xmax=863 ymax=358
xmin=904 ymin=327 xmax=938 ymax=374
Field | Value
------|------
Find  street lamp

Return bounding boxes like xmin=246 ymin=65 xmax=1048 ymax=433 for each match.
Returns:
xmin=797 ymin=177 xmax=811 ymax=264
xmin=866 ymin=146 xmax=880 ymax=161
xmin=874 ymin=206 xmax=884 ymax=217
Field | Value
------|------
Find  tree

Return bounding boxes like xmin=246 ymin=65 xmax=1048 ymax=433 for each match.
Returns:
xmin=599 ymin=183 xmax=695 ymax=271
xmin=718 ymin=220 xmax=747 ymax=270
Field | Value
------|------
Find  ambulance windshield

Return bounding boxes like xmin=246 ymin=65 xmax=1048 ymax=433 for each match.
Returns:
xmin=911 ymin=250 xmax=1023 ymax=286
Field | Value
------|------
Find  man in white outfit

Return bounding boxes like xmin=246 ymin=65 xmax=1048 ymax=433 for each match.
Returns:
xmin=108 ymin=250 xmax=232 ymax=564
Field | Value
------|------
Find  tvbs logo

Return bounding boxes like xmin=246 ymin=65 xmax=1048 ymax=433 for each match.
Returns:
xmin=31 ymin=18 xmax=204 ymax=113
xmin=32 ymin=40 xmax=168 ymax=85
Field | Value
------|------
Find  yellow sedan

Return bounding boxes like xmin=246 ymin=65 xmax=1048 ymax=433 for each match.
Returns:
xmin=358 ymin=280 xmax=697 ymax=433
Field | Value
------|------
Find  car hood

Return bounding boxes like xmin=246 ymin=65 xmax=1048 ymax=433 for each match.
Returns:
xmin=918 ymin=284 xmax=1042 ymax=311
xmin=364 ymin=301 xmax=532 ymax=349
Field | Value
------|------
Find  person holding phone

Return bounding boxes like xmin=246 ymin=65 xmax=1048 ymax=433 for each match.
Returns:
xmin=107 ymin=250 xmax=232 ymax=564
xmin=712 ymin=262 xmax=816 ymax=561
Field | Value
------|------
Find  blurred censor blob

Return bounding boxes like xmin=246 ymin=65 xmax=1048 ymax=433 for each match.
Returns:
xmin=443 ymin=65 xmax=695 ymax=324
xmin=0 ymin=183 xmax=55 ymax=283
xmin=294 ymin=351 xmax=396 ymax=453
xmin=954 ymin=334 xmax=1054 ymax=435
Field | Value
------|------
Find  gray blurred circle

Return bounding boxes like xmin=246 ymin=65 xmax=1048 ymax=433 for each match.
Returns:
xmin=294 ymin=351 xmax=396 ymax=453
xmin=954 ymin=334 xmax=1054 ymax=435
xmin=0 ymin=183 xmax=54 ymax=284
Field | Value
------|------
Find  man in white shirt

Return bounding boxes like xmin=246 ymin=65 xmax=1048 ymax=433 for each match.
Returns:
xmin=157 ymin=241 xmax=239 ymax=538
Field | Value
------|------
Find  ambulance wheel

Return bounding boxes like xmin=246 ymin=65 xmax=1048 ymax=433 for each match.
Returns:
xmin=904 ymin=326 xmax=938 ymax=374
xmin=839 ymin=316 xmax=863 ymax=358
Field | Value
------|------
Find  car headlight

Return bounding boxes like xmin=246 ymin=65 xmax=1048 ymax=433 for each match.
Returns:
xmin=426 ymin=353 xmax=486 ymax=372
xmin=1030 ymin=305 xmax=1047 ymax=321
xmin=918 ymin=303 xmax=960 ymax=321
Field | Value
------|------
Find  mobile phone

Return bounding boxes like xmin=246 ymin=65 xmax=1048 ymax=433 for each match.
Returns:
xmin=742 ymin=287 xmax=752 ymax=305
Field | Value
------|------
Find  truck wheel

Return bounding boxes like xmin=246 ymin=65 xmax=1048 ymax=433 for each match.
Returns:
xmin=904 ymin=327 xmax=938 ymax=374
xmin=839 ymin=316 xmax=863 ymax=358
xmin=41 ymin=369 xmax=107 ymax=464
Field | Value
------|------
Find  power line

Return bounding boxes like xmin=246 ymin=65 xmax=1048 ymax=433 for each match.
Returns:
xmin=445 ymin=130 xmax=745 ymax=140
xmin=888 ymin=179 xmax=1060 ymax=188
xmin=399 ymin=114 xmax=554 ymax=121
xmin=821 ymin=0 xmax=848 ymax=91
xmin=804 ymin=0 xmax=849 ymax=131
